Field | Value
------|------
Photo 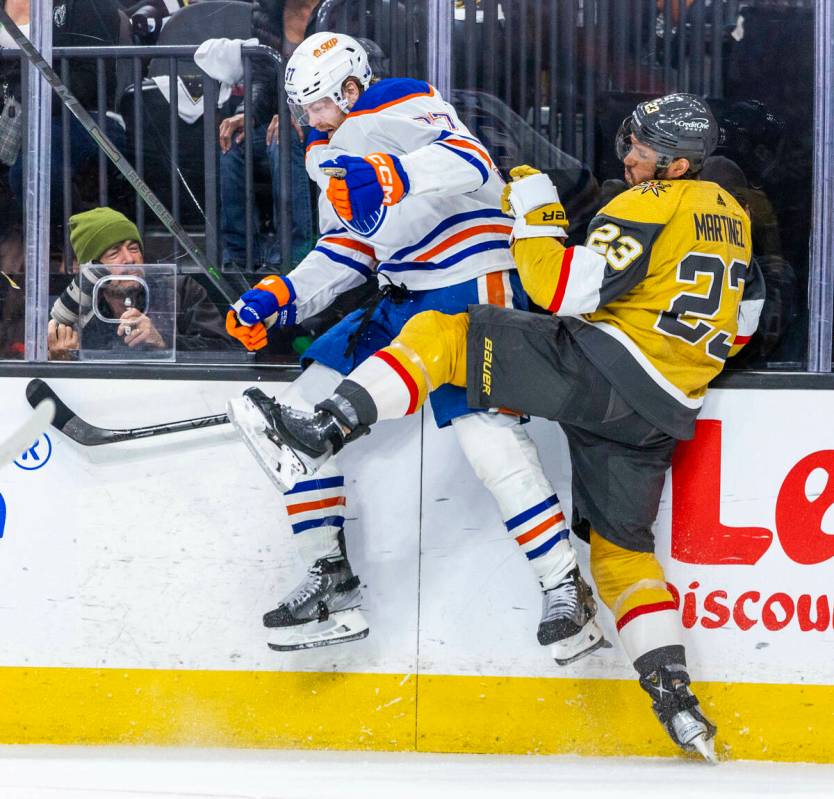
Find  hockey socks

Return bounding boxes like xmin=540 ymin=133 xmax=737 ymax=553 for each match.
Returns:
xmin=589 ymin=529 xmax=683 ymax=662
xmin=589 ymin=530 xmax=717 ymax=761
xmin=334 ymin=311 xmax=470 ymax=421
xmin=283 ymin=466 xmax=346 ymax=564
xmin=451 ymin=412 xmax=607 ymax=663
xmin=450 ymin=413 xmax=575 ymax=589
xmin=271 ymin=308 xmax=468 ymax=439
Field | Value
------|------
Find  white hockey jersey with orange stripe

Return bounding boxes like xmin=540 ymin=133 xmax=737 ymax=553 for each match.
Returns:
xmin=285 ymin=78 xmax=514 ymax=322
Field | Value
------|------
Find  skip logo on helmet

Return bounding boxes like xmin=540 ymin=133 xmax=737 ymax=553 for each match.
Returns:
xmin=313 ymin=37 xmax=338 ymax=57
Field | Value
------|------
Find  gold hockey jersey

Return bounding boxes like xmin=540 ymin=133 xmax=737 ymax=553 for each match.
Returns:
xmin=511 ymin=178 xmax=764 ymax=438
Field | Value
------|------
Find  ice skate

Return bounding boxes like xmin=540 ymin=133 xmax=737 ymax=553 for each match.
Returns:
xmin=639 ymin=664 xmax=718 ymax=763
xmin=228 ymin=387 xmax=345 ymax=492
xmin=264 ymin=556 xmax=369 ymax=651
xmin=538 ymin=567 xmax=610 ymax=665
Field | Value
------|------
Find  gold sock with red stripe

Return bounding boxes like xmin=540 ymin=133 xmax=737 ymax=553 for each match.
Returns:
xmin=345 ymin=311 xmax=470 ymax=421
xmin=589 ymin=529 xmax=684 ymax=664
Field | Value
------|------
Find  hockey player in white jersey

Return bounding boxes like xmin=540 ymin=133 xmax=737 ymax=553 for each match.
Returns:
xmin=225 ymin=32 xmax=606 ymax=662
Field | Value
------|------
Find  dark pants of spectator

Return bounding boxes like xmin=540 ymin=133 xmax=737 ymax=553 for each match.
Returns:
xmin=9 ymin=113 xmax=126 ymax=219
xmin=219 ymin=124 xmax=313 ymax=271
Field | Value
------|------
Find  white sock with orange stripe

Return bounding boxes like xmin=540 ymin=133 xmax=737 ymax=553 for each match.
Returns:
xmin=452 ymin=413 xmax=577 ymax=589
xmin=277 ymin=363 xmax=348 ymax=563
xmin=476 ymin=270 xmax=514 ymax=308
xmin=282 ymin=462 xmax=345 ymax=562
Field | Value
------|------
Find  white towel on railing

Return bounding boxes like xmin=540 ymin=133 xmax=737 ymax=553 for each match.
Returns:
xmin=150 ymin=75 xmax=232 ymax=124
xmin=194 ymin=37 xmax=258 ymax=85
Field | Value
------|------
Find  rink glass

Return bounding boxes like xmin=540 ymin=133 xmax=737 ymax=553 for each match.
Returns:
xmin=0 ymin=0 xmax=830 ymax=373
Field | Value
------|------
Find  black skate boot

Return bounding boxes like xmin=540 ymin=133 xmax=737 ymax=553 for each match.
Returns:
xmin=227 ymin=387 xmax=368 ymax=491
xmin=264 ymin=556 xmax=369 ymax=650
xmin=639 ymin=664 xmax=718 ymax=763
xmin=538 ymin=567 xmax=610 ymax=665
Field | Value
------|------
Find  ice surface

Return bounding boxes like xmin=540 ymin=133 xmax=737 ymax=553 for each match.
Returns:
xmin=0 ymin=746 xmax=832 ymax=799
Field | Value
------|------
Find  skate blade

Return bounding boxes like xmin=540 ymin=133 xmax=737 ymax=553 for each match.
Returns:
xmin=267 ymin=609 xmax=370 ymax=651
xmin=690 ymin=732 xmax=719 ymax=765
xmin=227 ymin=396 xmax=309 ymax=492
xmin=549 ymin=619 xmax=612 ymax=666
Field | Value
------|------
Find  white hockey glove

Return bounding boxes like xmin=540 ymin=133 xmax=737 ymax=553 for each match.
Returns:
xmin=501 ymin=165 xmax=569 ymax=241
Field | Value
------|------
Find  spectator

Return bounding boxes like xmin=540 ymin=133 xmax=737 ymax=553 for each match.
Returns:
xmin=215 ymin=0 xmax=324 ymax=270
xmin=48 ymin=207 xmax=233 ymax=359
xmin=701 ymin=154 xmax=797 ymax=364
xmin=1 ymin=0 xmax=125 ymax=218
xmin=0 ymin=224 xmax=24 ymax=359
xmin=126 ymin=0 xmax=185 ymax=45
xmin=217 ymin=92 xmax=313 ymax=271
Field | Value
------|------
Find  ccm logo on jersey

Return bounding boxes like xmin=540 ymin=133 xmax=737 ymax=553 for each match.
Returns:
xmin=482 ymin=336 xmax=494 ymax=396
xmin=313 ymin=37 xmax=338 ymax=57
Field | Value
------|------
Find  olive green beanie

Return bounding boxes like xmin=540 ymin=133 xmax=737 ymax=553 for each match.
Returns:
xmin=69 ymin=207 xmax=143 ymax=264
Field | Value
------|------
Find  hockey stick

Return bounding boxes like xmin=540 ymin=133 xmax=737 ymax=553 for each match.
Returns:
xmin=25 ymin=378 xmax=229 ymax=446
xmin=0 ymin=398 xmax=56 ymax=468
xmin=0 ymin=7 xmax=243 ymax=305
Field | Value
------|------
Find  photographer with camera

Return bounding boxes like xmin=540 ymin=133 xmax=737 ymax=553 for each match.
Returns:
xmin=48 ymin=207 xmax=232 ymax=360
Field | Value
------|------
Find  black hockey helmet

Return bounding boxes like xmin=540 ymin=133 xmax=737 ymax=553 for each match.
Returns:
xmin=615 ymin=93 xmax=719 ymax=176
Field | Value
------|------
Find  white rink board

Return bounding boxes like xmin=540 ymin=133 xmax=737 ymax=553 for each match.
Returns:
xmin=0 ymin=376 xmax=420 ymax=675
xmin=421 ymin=388 xmax=834 ymax=685
xmin=0 ymin=376 xmax=833 ymax=686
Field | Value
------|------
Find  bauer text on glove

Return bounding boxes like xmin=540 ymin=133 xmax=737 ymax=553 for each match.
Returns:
xmin=501 ymin=165 xmax=569 ymax=240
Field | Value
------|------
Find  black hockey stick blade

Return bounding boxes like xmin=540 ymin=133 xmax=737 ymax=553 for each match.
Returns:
xmin=26 ymin=377 xmax=81 ymax=437
xmin=25 ymin=378 xmax=229 ymax=446
xmin=27 ymin=377 xmax=120 ymax=445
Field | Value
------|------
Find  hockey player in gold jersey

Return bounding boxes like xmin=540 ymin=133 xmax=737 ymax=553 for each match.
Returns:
xmin=230 ymin=94 xmax=765 ymax=761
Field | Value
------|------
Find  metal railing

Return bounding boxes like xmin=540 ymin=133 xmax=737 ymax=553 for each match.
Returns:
xmin=1 ymin=0 xmax=830 ymax=371
xmin=2 ymin=43 xmax=294 ymax=277
xmin=4 ymin=1 xmax=804 ymax=266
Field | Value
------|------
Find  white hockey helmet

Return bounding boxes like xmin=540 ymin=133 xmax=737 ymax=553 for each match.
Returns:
xmin=285 ymin=32 xmax=373 ymax=124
